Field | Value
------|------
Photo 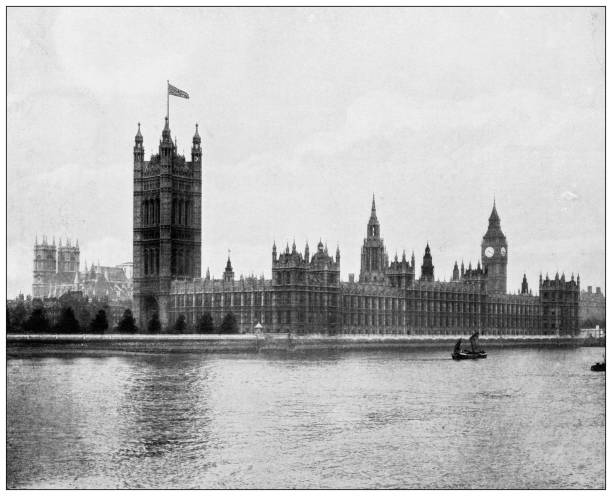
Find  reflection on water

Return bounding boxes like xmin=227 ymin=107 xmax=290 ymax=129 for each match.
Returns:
xmin=7 ymin=348 xmax=605 ymax=489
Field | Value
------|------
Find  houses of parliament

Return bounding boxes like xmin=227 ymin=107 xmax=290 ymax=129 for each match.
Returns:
xmin=132 ymin=117 xmax=580 ymax=335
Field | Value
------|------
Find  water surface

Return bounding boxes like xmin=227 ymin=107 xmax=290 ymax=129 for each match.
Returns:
xmin=7 ymin=347 xmax=605 ymax=489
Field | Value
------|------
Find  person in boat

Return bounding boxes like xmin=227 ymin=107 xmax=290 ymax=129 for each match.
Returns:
xmin=453 ymin=339 xmax=462 ymax=354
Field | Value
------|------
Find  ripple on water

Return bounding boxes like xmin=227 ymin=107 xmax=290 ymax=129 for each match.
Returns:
xmin=7 ymin=347 xmax=605 ymax=489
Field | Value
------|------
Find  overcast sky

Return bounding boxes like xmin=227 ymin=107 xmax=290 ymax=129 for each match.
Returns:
xmin=7 ymin=7 xmax=605 ymax=298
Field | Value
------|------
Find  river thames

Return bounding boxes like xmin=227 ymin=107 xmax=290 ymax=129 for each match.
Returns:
xmin=7 ymin=346 xmax=605 ymax=489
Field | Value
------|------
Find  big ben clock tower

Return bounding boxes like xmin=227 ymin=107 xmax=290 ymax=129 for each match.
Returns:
xmin=481 ymin=200 xmax=507 ymax=294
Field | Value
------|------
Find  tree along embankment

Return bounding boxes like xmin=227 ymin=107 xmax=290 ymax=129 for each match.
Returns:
xmin=6 ymin=333 xmax=581 ymax=356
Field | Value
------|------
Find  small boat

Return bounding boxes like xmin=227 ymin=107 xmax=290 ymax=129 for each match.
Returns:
xmin=591 ymin=362 xmax=605 ymax=372
xmin=452 ymin=333 xmax=487 ymax=360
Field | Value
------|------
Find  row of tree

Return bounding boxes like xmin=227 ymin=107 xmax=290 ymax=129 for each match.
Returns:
xmin=144 ymin=311 xmax=238 ymax=334
xmin=7 ymin=304 xmax=240 ymax=334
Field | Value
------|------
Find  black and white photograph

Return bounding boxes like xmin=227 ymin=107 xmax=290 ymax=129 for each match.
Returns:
xmin=5 ymin=5 xmax=606 ymax=489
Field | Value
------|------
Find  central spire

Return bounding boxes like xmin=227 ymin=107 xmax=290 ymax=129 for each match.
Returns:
xmin=489 ymin=198 xmax=500 ymax=224
xmin=370 ymin=193 xmax=377 ymax=220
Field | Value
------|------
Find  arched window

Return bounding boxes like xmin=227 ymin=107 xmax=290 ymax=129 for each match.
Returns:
xmin=179 ymin=249 xmax=184 ymax=275
xmin=171 ymin=248 xmax=176 ymax=274
xmin=156 ymin=198 xmax=160 ymax=224
xmin=144 ymin=249 xmax=149 ymax=275
xmin=172 ymin=199 xmax=177 ymax=224
xmin=155 ymin=249 xmax=159 ymax=274
xmin=185 ymin=201 xmax=190 ymax=225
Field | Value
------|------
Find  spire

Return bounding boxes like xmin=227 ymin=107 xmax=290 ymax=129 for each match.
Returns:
xmin=402 ymin=250 xmax=406 ymax=263
xmin=162 ymin=116 xmax=171 ymax=141
xmin=336 ymin=244 xmax=340 ymax=263
xmin=367 ymin=194 xmax=380 ymax=238
xmin=135 ymin=122 xmax=143 ymax=143
xmin=489 ymin=199 xmax=500 ymax=223
xmin=193 ymin=123 xmax=201 ymax=145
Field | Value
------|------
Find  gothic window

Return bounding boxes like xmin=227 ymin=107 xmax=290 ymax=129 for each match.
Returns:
xmin=179 ymin=249 xmax=184 ymax=275
xmin=172 ymin=248 xmax=177 ymax=274
xmin=143 ymin=201 xmax=147 ymax=225
xmin=144 ymin=249 xmax=149 ymax=275
xmin=155 ymin=249 xmax=159 ymax=274
xmin=172 ymin=199 xmax=177 ymax=224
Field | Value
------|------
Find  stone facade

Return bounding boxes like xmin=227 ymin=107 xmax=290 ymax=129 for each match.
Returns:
xmin=134 ymin=117 xmax=580 ymax=335
xmin=32 ymin=237 xmax=132 ymax=302
xmin=132 ymin=119 xmax=202 ymax=329
xmin=579 ymin=286 xmax=605 ymax=326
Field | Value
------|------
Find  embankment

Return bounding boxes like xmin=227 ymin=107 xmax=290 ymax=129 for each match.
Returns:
xmin=6 ymin=333 xmax=581 ymax=356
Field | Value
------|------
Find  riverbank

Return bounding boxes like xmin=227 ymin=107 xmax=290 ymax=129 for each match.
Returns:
xmin=6 ymin=333 xmax=582 ymax=356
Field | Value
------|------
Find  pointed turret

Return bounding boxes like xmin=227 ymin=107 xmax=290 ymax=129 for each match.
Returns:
xmin=489 ymin=198 xmax=500 ymax=223
xmin=304 ymin=242 xmax=309 ymax=263
xmin=521 ymin=273 xmax=529 ymax=294
xmin=224 ymin=254 xmax=234 ymax=282
xmin=272 ymin=241 xmax=277 ymax=262
xmin=336 ymin=245 xmax=340 ymax=264
xmin=367 ymin=193 xmax=380 ymax=238
xmin=452 ymin=261 xmax=459 ymax=281
xmin=420 ymin=243 xmax=434 ymax=282
xmin=193 ymin=123 xmax=201 ymax=145
xmin=162 ymin=116 xmax=171 ymax=142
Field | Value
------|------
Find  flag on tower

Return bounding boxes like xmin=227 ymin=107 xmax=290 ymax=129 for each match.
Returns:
xmin=168 ymin=82 xmax=189 ymax=99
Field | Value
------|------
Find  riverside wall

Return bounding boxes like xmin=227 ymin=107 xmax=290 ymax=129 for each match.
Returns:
xmin=6 ymin=333 xmax=582 ymax=356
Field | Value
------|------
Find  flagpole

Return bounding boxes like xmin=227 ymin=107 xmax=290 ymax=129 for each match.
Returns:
xmin=166 ymin=80 xmax=169 ymax=123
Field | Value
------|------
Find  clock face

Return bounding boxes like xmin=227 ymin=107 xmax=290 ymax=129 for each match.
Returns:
xmin=484 ymin=247 xmax=494 ymax=258
xmin=501 ymin=247 xmax=506 ymax=257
